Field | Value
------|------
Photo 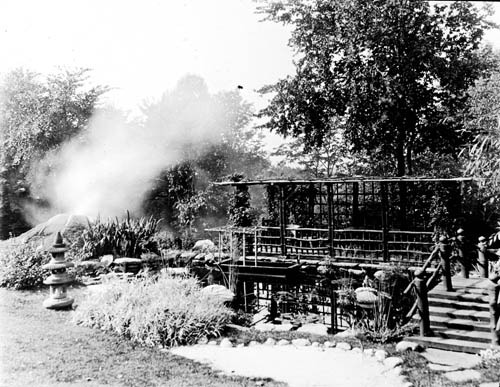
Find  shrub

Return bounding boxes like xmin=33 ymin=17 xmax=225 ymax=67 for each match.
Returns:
xmin=0 ymin=242 xmax=49 ymax=289
xmin=73 ymin=273 xmax=234 ymax=347
xmin=79 ymin=212 xmax=161 ymax=259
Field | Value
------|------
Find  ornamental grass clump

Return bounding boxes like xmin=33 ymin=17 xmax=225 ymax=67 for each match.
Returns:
xmin=73 ymin=273 xmax=233 ymax=347
xmin=79 ymin=212 xmax=160 ymax=260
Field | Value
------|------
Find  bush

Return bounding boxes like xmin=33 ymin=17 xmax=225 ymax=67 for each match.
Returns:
xmin=79 ymin=212 xmax=161 ymax=259
xmin=0 ymin=242 xmax=49 ymax=289
xmin=73 ymin=273 xmax=234 ymax=347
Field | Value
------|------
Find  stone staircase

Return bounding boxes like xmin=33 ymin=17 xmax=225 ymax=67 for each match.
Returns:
xmin=408 ymin=276 xmax=497 ymax=354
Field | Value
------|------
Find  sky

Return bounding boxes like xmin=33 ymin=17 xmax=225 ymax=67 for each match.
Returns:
xmin=1 ymin=0 xmax=500 ymax=118
xmin=0 ymin=0 xmax=294 ymax=114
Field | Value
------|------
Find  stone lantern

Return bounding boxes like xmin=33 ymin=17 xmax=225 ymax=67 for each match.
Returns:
xmin=42 ymin=232 xmax=74 ymax=309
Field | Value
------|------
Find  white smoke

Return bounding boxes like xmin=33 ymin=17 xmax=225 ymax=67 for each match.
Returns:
xmin=32 ymin=75 xmax=231 ymax=220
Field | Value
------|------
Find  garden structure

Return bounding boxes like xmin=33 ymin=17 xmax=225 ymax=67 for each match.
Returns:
xmin=203 ymin=177 xmax=500 ymax=352
xmin=208 ymin=176 xmax=474 ymax=267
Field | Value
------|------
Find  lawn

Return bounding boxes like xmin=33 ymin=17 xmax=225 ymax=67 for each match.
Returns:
xmin=2 ymin=284 xmax=499 ymax=387
xmin=0 ymin=287 xmax=285 ymax=387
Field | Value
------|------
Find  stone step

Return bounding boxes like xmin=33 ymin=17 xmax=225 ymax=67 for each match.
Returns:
xmin=428 ymin=291 xmax=489 ymax=303
xmin=429 ymin=306 xmax=490 ymax=322
xmin=413 ymin=315 xmax=490 ymax=332
xmin=405 ymin=335 xmax=494 ymax=354
xmin=432 ymin=285 xmax=489 ymax=295
xmin=431 ymin=327 xmax=492 ymax=344
xmin=428 ymin=297 xmax=489 ymax=311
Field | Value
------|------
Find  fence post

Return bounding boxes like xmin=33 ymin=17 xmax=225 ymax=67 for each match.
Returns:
xmin=330 ymin=282 xmax=337 ymax=333
xmin=414 ymin=268 xmax=431 ymax=337
xmin=478 ymin=236 xmax=489 ymax=278
xmin=438 ymin=236 xmax=453 ymax=292
xmin=456 ymin=228 xmax=469 ymax=279
xmin=486 ymin=273 xmax=500 ymax=346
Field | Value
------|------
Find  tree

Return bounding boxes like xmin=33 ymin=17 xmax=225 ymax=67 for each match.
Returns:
xmin=463 ymin=70 xmax=500 ymax=185
xmin=141 ymin=75 xmax=269 ymax=240
xmin=461 ymin=67 xmax=500 ymax=228
xmin=258 ymin=0 xmax=495 ymax=176
xmin=0 ymin=68 xmax=107 ymax=237
xmin=272 ymin=116 xmax=357 ymax=178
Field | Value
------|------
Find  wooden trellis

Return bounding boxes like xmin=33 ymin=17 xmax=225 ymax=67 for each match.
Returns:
xmin=209 ymin=177 xmax=472 ymax=266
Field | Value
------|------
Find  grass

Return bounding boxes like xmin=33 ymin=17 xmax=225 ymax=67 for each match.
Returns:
xmin=2 ymin=284 xmax=499 ymax=387
xmin=0 ymin=287 xmax=285 ymax=387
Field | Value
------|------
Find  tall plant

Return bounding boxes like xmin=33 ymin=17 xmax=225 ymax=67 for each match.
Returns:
xmin=80 ymin=212 xmax=160 ymax=259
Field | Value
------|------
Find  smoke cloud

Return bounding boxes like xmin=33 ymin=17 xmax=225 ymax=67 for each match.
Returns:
xmin=31 ymin=75 xmax=232 ymax=220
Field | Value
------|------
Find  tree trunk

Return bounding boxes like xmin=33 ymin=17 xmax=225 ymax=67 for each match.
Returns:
xmin=406 ymin=147 xmax=412 ymax=176
xmin=396 ymin=143 xmax=406 ymax=177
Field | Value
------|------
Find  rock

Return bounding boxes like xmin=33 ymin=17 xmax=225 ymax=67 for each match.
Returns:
xmin=420 ymin=348 xmax=481 ymax=368
xmin=363 ymin=348 xmax=375 ymax=356
xmin=180 ymin=251 xmax=198 ymax=261
xmin=248 ymin=341 xmax=260 ymax=347
xmin=197 ymin=336 xmax=209 ymax=345
xmin=296 ymin=323 xmax=328 ymax=336
xmin=208 ymin=340 xmax=218 ymax=346
xmin=337 ymin=342 xmax=352 ymax=351
xmin=352 ymin=347 xmax=362 ymax=354
xmin=254 ymin=322 xmax=293 ymax=332
xmin=396 ymin=340 xmax=424 ymax=352
xmin=273 ymin=324 xmax=294 ymax=332
xmin=192 ymin=239 xmax=216 ymax=252
xmin=201 ymin=285 xmax=235 ymax=303
xmin=236 ymin=343 xmax=245 ymax=348
xmin=311 ymin=342 xmax=320 ymax=348
xmin=264 ymin=338 xmax=276 ymax=346
xmin=204 ymin=253 xmax=215 ymax=263
xmin=355 ymin=288 xmax=378 ymax=306
xmin=384 ymin=357 xmax=403 ymax=369
xmin=100 ymin=254 xmax=114 ymax=266
xmin=392 ymin=366 xmax=403 ymax=376
xmin=254 ymin=323 xmax=275 ymax=332
xmin=428 ymin=363 xmax=460 ymax=372
xmin=335 ymin=329 xmax=363 ymax=339
xmin=375 ymin=349 xmax=388 ymax=361
xmin=165 ymin=267 xmax=189 ymax=276
xmin=374 ymin=270 xmax=388 ymax=282
xmin=277 ymin=339 xmax=290 ymax=346
xmin=219 ymin=338 xmax=233 ymax=348
xmin=292 ymin=338 xmax=311 ymax=347
xmin=323 ymin=341 xmax=336 ymax=348
xmin=443 ymin=370 xmax=482 ymax=383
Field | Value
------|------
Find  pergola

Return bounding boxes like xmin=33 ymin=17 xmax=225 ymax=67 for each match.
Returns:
xmin=209 ymin=177 xmax=473 ymax=267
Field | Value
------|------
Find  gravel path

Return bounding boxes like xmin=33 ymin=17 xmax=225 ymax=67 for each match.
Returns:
xmin=171 ymin=344 xmax=408 ymax=387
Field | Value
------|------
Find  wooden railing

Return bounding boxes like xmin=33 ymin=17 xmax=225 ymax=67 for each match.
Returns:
xmin=207 ymin=225 xmax=435 ymax=266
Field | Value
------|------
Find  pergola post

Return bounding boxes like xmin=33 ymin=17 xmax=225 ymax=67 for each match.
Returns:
xmin=327 ymin=183 xmax=335 ymax=259
xmin=308 ymin=183 xmax=315 ymax=227
xmin=381 ymin=182 xmax=389 ymax=261
xmin=278 ymin=184 xmax=287 ymax=257
xmin=352 ymin=182 xmax=359 ymax=227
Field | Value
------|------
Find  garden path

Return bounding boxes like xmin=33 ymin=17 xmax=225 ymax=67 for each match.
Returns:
xmin=171 ymin=343 xmax=408 ymax=387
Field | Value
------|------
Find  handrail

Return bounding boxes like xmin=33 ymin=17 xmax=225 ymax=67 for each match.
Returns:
xmin=403 ymin=245 xmax=439 ymax=295
xmin=405 ymin=262 xmax=443 ymax=319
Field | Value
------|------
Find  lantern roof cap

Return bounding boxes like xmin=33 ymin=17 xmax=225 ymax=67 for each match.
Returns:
xmin=47 ymin=232 xmax=69 ymax=253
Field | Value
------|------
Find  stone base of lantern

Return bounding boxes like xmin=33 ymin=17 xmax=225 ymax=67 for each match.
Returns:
xmin=43 ymin=296 xmax=74 ymax=309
